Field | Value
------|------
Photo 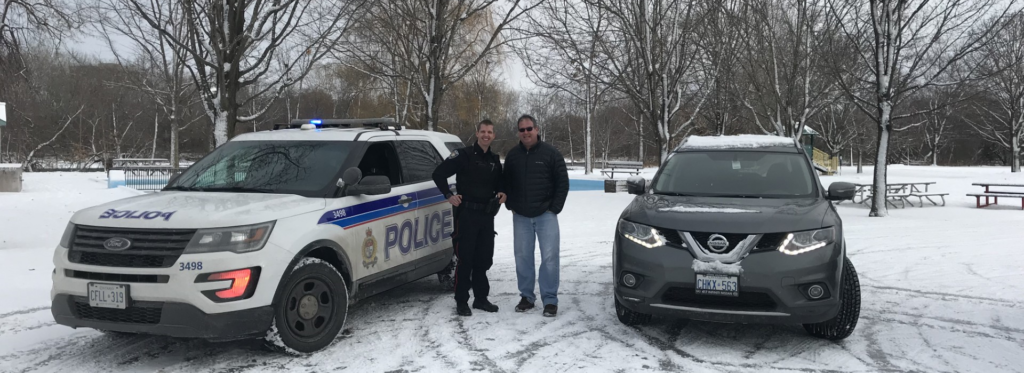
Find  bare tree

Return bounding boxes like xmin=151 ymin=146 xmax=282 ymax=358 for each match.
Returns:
xmin=739 ymin=0 xmax=836 ymax=139
xmin=340 ymin=0 xmax=538 ymax=132
xmin=813 ymin=99 xmax=859 ymax=160
xmin=96 ymin=0 xmax=205 ymax=168
xmin=588 ymin=0 xmax=714 ymax=163
xmin=123 ymin=0 xmax=366 ymax=147
xmin=513 ymin=0 xmax=614 ymax=174
xmin=967 ymin=12 xmax=1024 ymax=173
xmin=0 ymin=0 xmax=79 ymax=71
xmin=827 ymin=0 xmax=1014 ymax=217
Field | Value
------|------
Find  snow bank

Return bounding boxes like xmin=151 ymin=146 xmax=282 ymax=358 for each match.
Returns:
xmin=680 ymin=135 xmax=796 ymax=150
xmin=692 ymin=259 xmax=743 ymax=275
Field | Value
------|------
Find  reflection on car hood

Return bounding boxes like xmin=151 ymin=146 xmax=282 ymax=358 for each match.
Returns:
xmin=620 ymin=194 xmax=828 ymax=233
xmin=71 ymin=192 xmax=325 ymax=229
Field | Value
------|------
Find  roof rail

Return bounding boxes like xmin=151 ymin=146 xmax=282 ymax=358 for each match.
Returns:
xmin=272 ymin=118 xmax=402 ymax=131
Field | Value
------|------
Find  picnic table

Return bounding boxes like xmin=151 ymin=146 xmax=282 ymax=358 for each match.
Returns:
xmin=600 ymin=161 xmax=643 ymax=179
xmin=968 ymin=183 xmax=1024 ymax=210
xmin=849 ymin=182 xmax=946 ymax=208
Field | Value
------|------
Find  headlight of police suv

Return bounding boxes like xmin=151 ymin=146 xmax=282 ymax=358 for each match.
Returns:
xmin=185 ymin=221 xmax=275 ymax=254
xmin=59 ymin=222 xmax=75 ymax=248
xmin=617 ymin=220 xmax=665 ymax=249
xmin=777 ymin=227 xmax=834 ymax=255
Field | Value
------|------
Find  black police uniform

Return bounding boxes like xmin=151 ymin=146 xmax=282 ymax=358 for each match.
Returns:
xmin=432 ymin=142 xmax=503 ymax=309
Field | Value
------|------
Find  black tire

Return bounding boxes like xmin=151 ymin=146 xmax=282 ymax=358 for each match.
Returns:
xmin=264 ymin=258 xmax=349 ymax=353
xmin=615 ymin=297 xmax=652 ymax=326
xmin=437 ymin=257 xmax=456 ymax=291
xmin=803 ymin=257 xmax=860 ymax=340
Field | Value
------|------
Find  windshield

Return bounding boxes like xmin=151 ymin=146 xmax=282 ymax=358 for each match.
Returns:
xmin=166 ymin=141 xmax=352 ymax=194
xmin=652 ymin=151 xmax=817 ymax=198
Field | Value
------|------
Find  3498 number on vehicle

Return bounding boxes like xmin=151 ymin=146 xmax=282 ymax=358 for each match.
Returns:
xmin=179 ymin=261 xmax=203 ymax=271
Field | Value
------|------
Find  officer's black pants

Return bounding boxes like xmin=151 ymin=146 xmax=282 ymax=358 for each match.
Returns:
xmin=452 ymin=206 xmax=495 ymax=304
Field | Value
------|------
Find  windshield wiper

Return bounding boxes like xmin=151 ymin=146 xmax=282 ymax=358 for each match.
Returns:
xmin=712 ymin=194 xmax=764 ymax=199
xmin=654 ymin=192 xmax=695 ymax=197
xmin=164 ymin=185 xmax=203 ymax=191
xmin=200 ymin=186 xmax=276 ymax=194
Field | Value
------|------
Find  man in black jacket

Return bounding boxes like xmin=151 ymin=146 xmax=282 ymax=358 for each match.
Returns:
xmin=503 ymin=114 xmax=569 ymax=317
xmin=432 ymin=119 xmax=507 ymax=316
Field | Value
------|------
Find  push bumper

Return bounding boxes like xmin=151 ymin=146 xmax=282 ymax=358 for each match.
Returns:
xmin=51 ymin=294 xmax=273 ymax=340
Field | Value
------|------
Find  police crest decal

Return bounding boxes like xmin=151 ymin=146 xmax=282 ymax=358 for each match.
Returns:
xmin=362 ymin=228 xmax=378 ymax=268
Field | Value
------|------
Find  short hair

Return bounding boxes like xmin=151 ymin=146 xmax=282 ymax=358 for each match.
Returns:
xmin=477 ymin=119 xmax=494 ymax=131
xmin=517 ymin=114 xmax=537 ymax=127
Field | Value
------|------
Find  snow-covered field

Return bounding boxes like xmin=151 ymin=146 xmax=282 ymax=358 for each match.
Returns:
xmin=1 ymin=166 xmax=1023 ymax=373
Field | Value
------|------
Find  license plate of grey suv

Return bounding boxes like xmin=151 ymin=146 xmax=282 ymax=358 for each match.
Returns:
xmin=695 ymin=274 xmax=738 ymax=297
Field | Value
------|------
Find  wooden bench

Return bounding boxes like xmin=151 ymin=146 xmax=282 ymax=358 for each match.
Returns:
xmin=969 ymin=183 xmax=1024 ymax=210
xmin=906 ymin=192 xmax=948 ymax=207
xmin=600 ymin=161 xmax=643 ymax=178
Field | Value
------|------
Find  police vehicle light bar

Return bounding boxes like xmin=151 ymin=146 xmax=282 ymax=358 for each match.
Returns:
xmin=272 ymin=118 xmax=402 ymax=131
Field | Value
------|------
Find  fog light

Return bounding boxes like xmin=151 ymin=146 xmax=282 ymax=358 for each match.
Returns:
xmin=808 ymin=284 xmax=824 ymax=299
xmin=623 ymin=273 xmax=637 ymax=287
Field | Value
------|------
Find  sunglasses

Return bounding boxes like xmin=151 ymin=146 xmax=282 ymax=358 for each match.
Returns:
xmin=518 ymin=126 xmax=535 ymax=132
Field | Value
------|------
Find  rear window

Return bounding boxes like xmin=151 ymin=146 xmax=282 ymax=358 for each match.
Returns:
xmin=652 ymin=151 xmax=816 ymax=198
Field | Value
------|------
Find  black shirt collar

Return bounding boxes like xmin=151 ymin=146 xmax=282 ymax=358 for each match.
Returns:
xmin=473 ymin=142 xmax=493 ymax=155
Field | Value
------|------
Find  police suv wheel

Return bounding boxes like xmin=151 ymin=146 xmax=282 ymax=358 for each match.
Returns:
xmin=615 ymin=297 xmax=652 ymax=326
xmin=437 ymin=258 xmax=456 ymax=291
xmin=803 ymin=257 xmax=860 ymax=340
xmin=265 ymin=258 xmax=349 ymax=353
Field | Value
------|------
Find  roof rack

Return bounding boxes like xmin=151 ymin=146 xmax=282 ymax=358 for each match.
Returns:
xmin=272 ymin=118 xmax=402 ymax=131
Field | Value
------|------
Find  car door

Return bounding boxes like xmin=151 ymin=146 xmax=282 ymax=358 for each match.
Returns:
xmin=394 ymin=138 xmax=452 ymax=259
xmin=318 ymin=135 xmax=422 ymax=281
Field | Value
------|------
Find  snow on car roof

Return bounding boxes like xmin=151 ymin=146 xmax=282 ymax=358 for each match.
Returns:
xmin=678 ymin=134 xmax=797 ymax=150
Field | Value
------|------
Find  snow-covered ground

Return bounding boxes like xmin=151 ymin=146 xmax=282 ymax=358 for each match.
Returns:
xmin=1 ymin=166 xmax=1023 ymax=373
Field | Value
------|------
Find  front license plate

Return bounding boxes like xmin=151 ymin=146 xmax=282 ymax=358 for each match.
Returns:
xmin=695 ymin=274 xmax=738 ymax=297
xmin=88 ymin=283 xmax=129 ymax=309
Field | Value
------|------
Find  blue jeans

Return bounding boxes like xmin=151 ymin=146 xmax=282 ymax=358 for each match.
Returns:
xmin=513 ymin=211 xmax=560 ymax=306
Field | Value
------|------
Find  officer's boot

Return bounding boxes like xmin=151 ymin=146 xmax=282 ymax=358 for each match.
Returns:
xmin=456 ymin=302 xmax=472 ymax=316
xmin=472 ymin=299 xmax=499 ymax=313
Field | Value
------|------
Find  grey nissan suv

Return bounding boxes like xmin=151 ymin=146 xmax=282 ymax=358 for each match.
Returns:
xmin=612 ymin=135 xmax=860 ymax=340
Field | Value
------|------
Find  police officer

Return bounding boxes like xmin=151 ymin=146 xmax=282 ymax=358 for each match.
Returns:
xmin=432 ymin=119 xmax=506 ymax=316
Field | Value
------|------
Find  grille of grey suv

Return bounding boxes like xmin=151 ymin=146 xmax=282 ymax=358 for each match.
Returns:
xmin=689 ymin=232 xmax=749 ymax=254
xmin=68 ymin=226 xmax=196 ymax=268
xmin=662 ymin=287 xmax=777 ymax=311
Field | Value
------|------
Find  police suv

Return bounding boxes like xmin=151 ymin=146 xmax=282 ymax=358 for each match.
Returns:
xmin=51 ymin=118 xmax=464 ymax=352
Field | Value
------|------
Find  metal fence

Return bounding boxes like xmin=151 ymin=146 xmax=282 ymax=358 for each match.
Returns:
xmin=117 ymin=166 xmax=183 ymax=191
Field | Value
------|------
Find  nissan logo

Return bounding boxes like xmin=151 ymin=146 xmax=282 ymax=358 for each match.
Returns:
xmin=103 ymin=237 xmax=132 ymax=251
xmin=707 ymin=234 xmax=729 ymax=253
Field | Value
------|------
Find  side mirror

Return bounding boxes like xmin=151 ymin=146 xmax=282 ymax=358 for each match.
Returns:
xmin=827 ymin=182 xmax=856 ymax=201
xmin=341 ymin=167 xmax=362 ymax=186
xmin=345 ymin=175 xmax=392 ymax=196
xmin=626 ymin=176 xmax=647 ymax=195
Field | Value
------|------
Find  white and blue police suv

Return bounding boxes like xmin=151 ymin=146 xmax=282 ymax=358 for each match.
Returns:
xmin=51 ymin=118 xmax=464 ymax=352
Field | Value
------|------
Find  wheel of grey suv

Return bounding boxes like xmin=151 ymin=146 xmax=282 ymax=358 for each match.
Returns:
xmin=437 ymin=257 xmax=456 ymax=291
xmin=615 ymin=297 xmax=652 ymax=326
xmin=803 ymin=257 xmax=860 ymax=340
xmin=265 ymin=258 xmax=349 ymax=353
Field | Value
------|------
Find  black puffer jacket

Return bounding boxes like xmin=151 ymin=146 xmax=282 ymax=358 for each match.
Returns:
xmin=503 ymin=140 xmax=569 ymax=217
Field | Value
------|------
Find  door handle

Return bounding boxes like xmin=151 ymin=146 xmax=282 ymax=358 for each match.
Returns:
xmin=398 ymin=196 xmax=413 ymax=205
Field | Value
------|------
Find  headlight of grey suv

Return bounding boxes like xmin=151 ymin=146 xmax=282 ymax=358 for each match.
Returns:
xmin=617 ymin=220 xmax=666 ymax=248
xmin=777 ymin=227 xmax=834 ymax=255
xmin=185 ymin=221 xmax=275 ymax=254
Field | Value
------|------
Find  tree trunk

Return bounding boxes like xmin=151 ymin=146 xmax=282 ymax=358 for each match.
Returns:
xmin=151 ymin=115 xmax=159 ymax=159
xmin=170 ymin=113 xmax=180 ymax=169
xmin=1012 ymin=133 xmax=1020 ymax=172
xmin=870 ymin=120 xmax=891 ymax=218
xmin=585 ymin=99 xmax=592 ymax=175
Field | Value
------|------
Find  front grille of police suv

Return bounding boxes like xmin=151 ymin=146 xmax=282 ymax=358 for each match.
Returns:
xmin=68 ymin=226 xmax=196 ymax=268
xmin=71 ymin=296 xmax=163 ymax=324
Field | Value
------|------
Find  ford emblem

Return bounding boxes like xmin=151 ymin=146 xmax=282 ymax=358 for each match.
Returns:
xmin=707 ymin=234 xmax=729 ymax=253
xmin=103 ymin=237 xmax=132 ymax=251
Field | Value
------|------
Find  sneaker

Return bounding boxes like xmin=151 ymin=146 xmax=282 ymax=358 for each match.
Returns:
xmin=456 ymin=302 xmax=472 ymax=317
xmin=543 ymin=304 xmax=557 ymax=317
xmin=472 ymin=299 xmax=499 ymax=313
xmin=514 ymin=297 xmax=535 ymax=313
